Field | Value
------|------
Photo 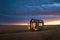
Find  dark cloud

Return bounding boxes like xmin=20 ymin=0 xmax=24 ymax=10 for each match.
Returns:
xmin=0 ymin=0 xmax=60 ymax=24
xmin=1 ymin=0 xmax=60 ymax=15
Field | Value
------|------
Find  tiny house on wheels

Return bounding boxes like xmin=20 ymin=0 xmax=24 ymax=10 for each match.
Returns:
xmin=30 ymin=18 xmax=44 ymax=31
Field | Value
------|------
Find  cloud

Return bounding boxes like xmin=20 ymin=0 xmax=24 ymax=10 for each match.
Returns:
xmin=1 ymin=0 xmax=60 ymax=16
xmin=23 ymin=3 xmax=60 ymax=12
xmin=41 ymin=3 xmax=60 ymax=7
xmin=1 ymin=0 xmax=60 ymax=24
xmin=0 ymin=13 xmax=59 ymax=21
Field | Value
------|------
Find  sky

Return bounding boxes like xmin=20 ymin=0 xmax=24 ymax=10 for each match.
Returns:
xmin=0 ymin=0 xmax=60 ymax=25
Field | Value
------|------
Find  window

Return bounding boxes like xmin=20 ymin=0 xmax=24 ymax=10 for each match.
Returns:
xmin=39 ymin=23 xmax=42 ymax=26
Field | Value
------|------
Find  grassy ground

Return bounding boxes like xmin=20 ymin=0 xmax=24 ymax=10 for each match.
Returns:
xmin=0 ymin=25 xmax=60 ymax=40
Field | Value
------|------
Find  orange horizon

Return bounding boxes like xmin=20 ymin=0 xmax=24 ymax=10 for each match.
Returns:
xmin=0 ymin=18 xmax=60 ymax=25
xmin=1 ymin=20 xmax=60 ymax=25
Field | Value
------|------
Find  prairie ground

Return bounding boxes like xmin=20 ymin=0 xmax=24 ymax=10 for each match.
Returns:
xmin=0 ymin=25 xmax=60 ymax=40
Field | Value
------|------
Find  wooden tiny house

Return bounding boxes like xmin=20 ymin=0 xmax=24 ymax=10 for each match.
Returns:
xmin=30 ymin=18 xmax=44 ymax=31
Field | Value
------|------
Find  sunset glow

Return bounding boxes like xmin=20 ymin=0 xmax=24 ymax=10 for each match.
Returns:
xmin=16 ymin=23 xmax=29 ymax=25
xmin=18 ymin=20 xmax=60 ymax=25
xmin=9 ymin=23 xmax=29 ymax=25
xmin=1 ymin=0 xmax=60 ymax=26
xmin=1 ymin=20 xmax=60 ymax=25
xmin=1 ymin=18 xmax=60 ymax=25
xmin=44 ymin=20 xmax=60 ymax=25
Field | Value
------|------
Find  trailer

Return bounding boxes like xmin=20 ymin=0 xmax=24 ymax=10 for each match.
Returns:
xmin=30 ymin=18 xmax=44 ymax=31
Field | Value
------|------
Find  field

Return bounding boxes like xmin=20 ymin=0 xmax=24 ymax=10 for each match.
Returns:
xmin=0 ymin=25 xmax=60 ymax=40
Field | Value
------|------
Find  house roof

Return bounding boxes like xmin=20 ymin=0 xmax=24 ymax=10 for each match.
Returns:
xmin=30 ymin=18 xmax=44 ymax=23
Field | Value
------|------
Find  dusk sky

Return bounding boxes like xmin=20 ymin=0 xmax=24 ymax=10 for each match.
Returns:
xmin=0 ymin=0 xmax=60 ymax=25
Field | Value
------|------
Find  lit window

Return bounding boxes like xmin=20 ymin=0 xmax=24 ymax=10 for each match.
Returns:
xmin=31 ymin=23 xmax=36 ymax=28
xmin=39 ymin=23 xmax=42 ymax=26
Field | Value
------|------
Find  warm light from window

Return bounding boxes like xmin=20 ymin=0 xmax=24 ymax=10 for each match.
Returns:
xmin=39 ymin=23 xmax=42 ymax=26
xmin=30 ymin=23 xmax=36 ymax=28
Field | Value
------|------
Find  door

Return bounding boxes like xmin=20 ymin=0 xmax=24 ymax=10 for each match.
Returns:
xmin=30 ymin=23 xmax=36 ymax=30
